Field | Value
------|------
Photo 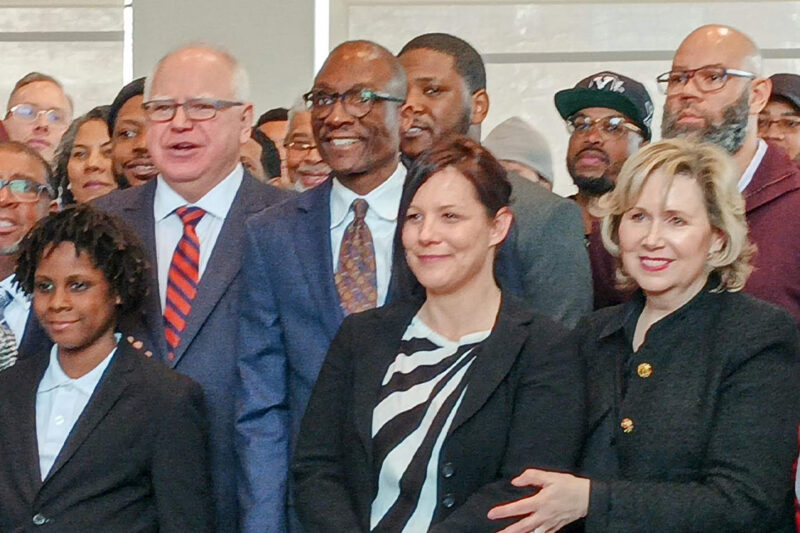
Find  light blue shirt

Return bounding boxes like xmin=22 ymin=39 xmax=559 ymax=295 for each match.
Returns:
xmin=0 ymin=273 xmax=30 ymax=347
xmin=153 ymin=164 xmax=243 ymax=311
xmin=35 ymin=338 xmax=118 ymax=480
xmin=330 ymin=163 xmax=405 ymax=306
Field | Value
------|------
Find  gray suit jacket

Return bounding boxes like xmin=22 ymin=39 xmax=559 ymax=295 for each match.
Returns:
xmin=94 ymin=173 xmax=292 ymax=533
xmin=507 ymin=172 xmax=592 ymax=328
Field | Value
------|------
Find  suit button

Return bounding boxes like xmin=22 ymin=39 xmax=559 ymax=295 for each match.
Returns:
xmin=441 ymin=462 xmax=455 ymax=478
xmin=442 ymin=493 xmax=455 ymax=508
xmin=620 ymin=417 xmax=634 ymax=433
xmin=637 ymin=363 xmax=653 ymax=378
xmin=32 ymin=513 xmax=47 ymax=525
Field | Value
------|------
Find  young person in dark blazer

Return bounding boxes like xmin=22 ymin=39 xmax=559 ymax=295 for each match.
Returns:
xmin=0 ymin=205 xmax=214 ymax=532
xmin=292 ymin=136 xmax=584 ymax=532
xmin=489 ymin=139 xmax=800 ymax=533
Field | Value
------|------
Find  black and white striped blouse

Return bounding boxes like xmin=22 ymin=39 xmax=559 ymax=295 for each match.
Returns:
xmin=369 ymin=313 xmax=491 ymax=532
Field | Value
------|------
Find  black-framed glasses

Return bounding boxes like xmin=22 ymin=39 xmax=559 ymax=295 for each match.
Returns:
xmin=566 ymin=115 xmax=641 ymax=138
xmin=7 ymin=104 xmax=68 ymax=126
xmin=0 ymin=178 xmax=53 ymax=202
xmin=303 ymin=88 xmax=405 ymax=118
xmin=758 ymin=115 xmax=800 ymax=133
xmin=284 ymin=140 xmax=317 ymax=152
xmin=142 ymin=98 xmax=244 ymax=122
xmin=656 ymin=65 xmax=756 ymax=95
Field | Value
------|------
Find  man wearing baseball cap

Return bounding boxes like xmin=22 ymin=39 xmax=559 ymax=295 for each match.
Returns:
xmin=759 ymin=73 xmax=800 ymax=161
xmin=555 ymin=70 xmax=653 ymax=309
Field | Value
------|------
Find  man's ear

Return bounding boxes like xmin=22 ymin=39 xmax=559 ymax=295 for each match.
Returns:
xmin=470 ymin=89 xmax=489 ymax=126
xmin=750 ymin=77 xmax=771 ymax=115
xmin=240 ymin=103 xmax=255 ymax=144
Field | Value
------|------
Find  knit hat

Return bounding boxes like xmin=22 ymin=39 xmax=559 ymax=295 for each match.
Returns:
xmin=482 ymin=116 xmax=553 ymax=185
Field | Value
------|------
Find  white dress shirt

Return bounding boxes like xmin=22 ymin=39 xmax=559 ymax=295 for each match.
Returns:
xmin=0 ymin=274 xmax=30 ymax=347
xmin=738 ymin=139 xmax=768 ymax=193
xmin=153 ymin=164 xmax=243 ymax=310
xmin=330 ymin=163 xmax=406 ymax=306
xmin=35 ymin=336 xmax=119 ymax=480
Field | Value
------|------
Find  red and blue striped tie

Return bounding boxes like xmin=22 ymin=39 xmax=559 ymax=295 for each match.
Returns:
xmin=164 ymin=206 xmax=205 ymax=361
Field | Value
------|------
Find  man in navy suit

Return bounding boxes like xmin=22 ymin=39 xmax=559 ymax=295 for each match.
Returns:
xmin=94 ymin=44 xmax=290 ymax=533
xmin=236 ymin=40 xmax=408 ymax=533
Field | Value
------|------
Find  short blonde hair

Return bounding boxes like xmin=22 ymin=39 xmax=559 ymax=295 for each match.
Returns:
xmin=600 ymin=138 xmax=754 ymax=292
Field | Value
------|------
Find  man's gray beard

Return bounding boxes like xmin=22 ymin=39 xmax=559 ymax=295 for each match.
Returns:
xmin=661 ymin=89 xmax=750 ymax=154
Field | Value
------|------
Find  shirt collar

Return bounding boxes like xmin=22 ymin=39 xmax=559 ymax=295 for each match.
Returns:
xmin=153 ymin=163 xmax=244 ymax=222
xmin=0 ymin=273 xmax=30 ymax=310
xmin=738 ymin=139 xmax=768 ymax=193
xmin=38 ymin=334 xmax=120 ymax=395
xmin=330 ymin=162 xmax=406 ymax=230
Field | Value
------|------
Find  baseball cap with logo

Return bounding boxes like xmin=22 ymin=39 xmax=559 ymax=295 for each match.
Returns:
xmin=769 ymin=73 xmax=800 ymax=113
xmin=554 ymin=71 xmax=654 ymax=141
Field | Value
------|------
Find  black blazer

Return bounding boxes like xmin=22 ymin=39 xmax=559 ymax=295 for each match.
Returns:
xmin=0 ymin=341 xmax=215 ymax=533
xmin=292 ymin=294 xmax=585 ymax=532
xmin=576 ymin=287 xmax=800 ymax=533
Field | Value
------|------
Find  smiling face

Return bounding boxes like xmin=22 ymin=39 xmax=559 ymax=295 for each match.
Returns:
xmin=759 ymin=99 xmax=800 ymax=160
xmin=311 ymin=43 xmax=402 ymax=193
xmin=402 ymin=166 xmax=511 ymax=296
xmin=33 ymin=242 xmax=119 ymax=359
xmin=111 ymin=94 xmax=157 ymax=186
xmin=146 ymin=48 xmax=253 ymax=201
xmin=618 ymin=168 xmax=723 ymax=306
xmin=566 ymin=107 xmax=642 ymax=195
xmin=4 ymin=81 xmax=71 ymax=163
xmin=67 ymin=119 xmax=116 ymax=203
xmin=399 ymin=48 xmax=474 ymax=160
xmin=286 ymin=110 xmax=330 ymax=190
xmin=0 ymin=148 xmax=56 ymax=254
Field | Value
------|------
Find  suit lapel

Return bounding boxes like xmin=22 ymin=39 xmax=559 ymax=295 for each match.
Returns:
xmin=352 ymin=302 xmax=420 ymax=463
xmin=293 ymin=181 xmax=344 ymax=337
xmin=745 ymin=144 xmax=800 ymax=212
xmin=448 ymin=296 xmax=532 ymax=435
xmin=44 ymin=343 xmax=135 ymax=483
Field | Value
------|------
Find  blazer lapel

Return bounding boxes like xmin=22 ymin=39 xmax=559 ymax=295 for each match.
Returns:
xmin=448 ymin=297 xmax=532 ymax=435
xmin=44 ymin=344 xmax=134 ymax=483
xmin=293 ymin=181 xmax=344 ymax=337
xmin=745 ymin=144 xmax=800 ymax=212
xmin=122 ymin=182 xmax=167 ymax=359
xmin=352 ymin=302 xmax=420 ymax=464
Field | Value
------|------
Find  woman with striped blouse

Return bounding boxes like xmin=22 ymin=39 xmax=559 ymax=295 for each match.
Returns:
xmin=292 ymin=136 xmax=585 ymax=532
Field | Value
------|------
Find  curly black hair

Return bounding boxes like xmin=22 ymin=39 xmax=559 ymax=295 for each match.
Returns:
xmin=14 ymin=204 xmax=150 ymax=317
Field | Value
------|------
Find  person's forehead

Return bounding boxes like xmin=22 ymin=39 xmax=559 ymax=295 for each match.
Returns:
xmin=673 ymin=37 xmax=747 ymax=71
xmin=0 ymin=149 xmax=48 ymax=183
xmin=764 ymin=99 xmax=800 ymax=116
xmin=315 ymin=51 xmax=393 ymax=91
xmin=9 ymin=81 xmax=69 ymax=110
xmin=117 ymin=94 xmax=145 ymax=119
xmin=150 ymin=54 xmax=235 ymax=99
xmin=400 ymin=48 xmax=459 ymax=80
xmin=259 ymin=121 xmax=286 ymax=140
xmin=287 ymin=112 xmax=313 ymax=137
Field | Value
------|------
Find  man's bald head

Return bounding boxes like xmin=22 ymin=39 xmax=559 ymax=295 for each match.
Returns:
xmin=677 ymin=25 xmax=762 ymax=75
xmin=316 ymin=40 xmax=407 ymax=100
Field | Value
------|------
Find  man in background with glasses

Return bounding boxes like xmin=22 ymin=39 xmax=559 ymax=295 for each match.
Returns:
xmin=94 ymin=44 xmax=290 ymax=533
xmin=555 ymin=71 xmax=653 ymax=309
xmin=283 ymin=97 xmax=330 ymax=192
xmin=759 ymin=73 xmax=800 ymax=162
xmin=661 ymin=25 xmax=800 ymax=326
xmin=3 ymin=72 xmax=72 ymax=164
xmin=237 ymin=40 xmax=406 ymax=533
xmin=0 ymin=141 xmax=56 ymax=371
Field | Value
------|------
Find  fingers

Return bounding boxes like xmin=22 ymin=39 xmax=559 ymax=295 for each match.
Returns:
xmin=488 ymin=493 xmax=540 ymax=520
xmin=512 ymin=468 xmax=550 ymax=487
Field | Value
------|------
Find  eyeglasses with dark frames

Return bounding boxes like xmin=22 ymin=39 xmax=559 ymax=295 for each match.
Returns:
xmin=566 ymin=115 xmax=642 ymax=138
xmin=141 ymin=98 xmax=244 ymax=122
xmin=757 ymin=115 xmax=800 ymax=133
xmin=656 ymin=65 xmax=756 ymax=95
xmin=303 ymin=88 xmax=405 ymax=119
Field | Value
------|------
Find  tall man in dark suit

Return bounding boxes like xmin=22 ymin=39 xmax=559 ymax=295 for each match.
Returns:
xmin=0 ymin=142 xmax=56 ymax=368
xmin=236 ymin=40 xmax=408 ymax=533
xmin=660 ymin=25 xmax=800 ymax=325
xmin=94 ymin=44 xmax=290 ymax=533
xmin=397 ymin=33 xmax=592 ymax=328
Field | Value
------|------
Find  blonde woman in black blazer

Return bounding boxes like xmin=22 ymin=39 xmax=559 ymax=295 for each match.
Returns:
xmin=489 ymin=140 xmax=800 ymax=532
xmin=292 ymin=137 xmax=584 ymax=532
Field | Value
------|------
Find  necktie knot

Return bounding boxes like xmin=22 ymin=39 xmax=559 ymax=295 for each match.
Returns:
xmin=351 ymin=198 xmax=368 ymax=221
xmin=176 ymin=206 xmax=205 ymax=229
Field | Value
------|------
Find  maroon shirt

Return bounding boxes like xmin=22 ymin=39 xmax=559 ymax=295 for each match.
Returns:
xmin=586 ymin=217 xmax=631 ymax=310
xmin=743 ymin=142 xmax=800 ymax=325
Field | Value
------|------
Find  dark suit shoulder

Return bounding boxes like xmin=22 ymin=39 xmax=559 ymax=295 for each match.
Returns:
xmin=507 ymin=171 xmax=580 ymax=222
xmin=128 ymin=347 xmax=203 ymax=397
xmin=0 ymin=351 xmax=46 ymax=388
xmin=240 ymin=173 xmax=295 ymax=211
xmin=92 ymin=180 xmax=154 ymax=215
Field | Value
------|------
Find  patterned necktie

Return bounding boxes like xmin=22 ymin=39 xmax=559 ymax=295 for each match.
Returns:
xmin=335 ymin=198 xmax=378 ymax=315
xmin=0 ymin=290 xmax=18 ymax=371
xmin=164 ymin=206 xmax=205 ymax=361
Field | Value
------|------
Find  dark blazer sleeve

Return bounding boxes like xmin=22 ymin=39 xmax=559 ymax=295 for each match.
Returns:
xmin=152 ymin=374 xmax=215 ymax=533
xmin=430 ymin=321 xmax=585 ymax=532
xmin=291 ymin=315 xmax=364 ymax=532
xmin=235 ymin=215 xmax=290 ymax=533
xmin=586 ymin=311 xmax=800 ymax=533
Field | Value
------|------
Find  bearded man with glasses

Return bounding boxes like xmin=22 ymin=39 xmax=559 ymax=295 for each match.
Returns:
xmin=661 ymin=24 xmax=800 ymax=326
xmin=555 ymin=71 xmax=653 ymax=309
